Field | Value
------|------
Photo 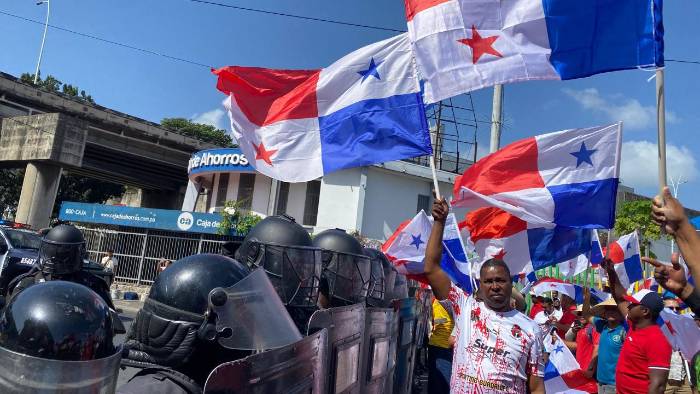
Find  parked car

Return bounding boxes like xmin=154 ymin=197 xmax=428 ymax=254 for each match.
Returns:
xmin=0 ymin=221 xmax=112 ymax=295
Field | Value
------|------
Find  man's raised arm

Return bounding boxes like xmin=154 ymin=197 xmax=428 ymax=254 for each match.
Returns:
xmin=425 ymin=197 xmax=452 ymax=300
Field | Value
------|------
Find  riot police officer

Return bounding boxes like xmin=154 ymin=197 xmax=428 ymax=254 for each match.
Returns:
xmin=118 ymin=253 xmax=301 ymax=394
xmin=7 ymin=225 xmax=114 ymax=310
xmin=312 ymin=228 xmax=371 ymax=308
xmin=363 ymin=247 xmax=395 ymax=307
xmin=234 ymin=214 xmax=322 ymax=331
xmin=0 ymin=281 xmax=122 ymax=392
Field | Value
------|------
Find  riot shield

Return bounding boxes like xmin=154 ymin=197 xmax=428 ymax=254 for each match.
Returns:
xmin=392 ymin=298 xmax=417 ymax=394
xmin=204 ymin=328 xmax=328 ymax=394
xmin=307 ymin=303 xmax=366 ymax=394
xmin=384 ymin=307 xmax=400 ymax=394
xmin=0 ymin=344 xmax=121 ymax=393
xmin=359 ymin=307 xmax=396 ymax=394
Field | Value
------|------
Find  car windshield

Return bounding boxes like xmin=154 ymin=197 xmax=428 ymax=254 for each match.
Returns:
xmin=4 ymin=229 xmax=41 ymax=250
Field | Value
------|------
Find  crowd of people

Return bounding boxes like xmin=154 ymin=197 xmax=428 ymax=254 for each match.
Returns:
xmin=423 ymin=187 xmax=700 ymax=394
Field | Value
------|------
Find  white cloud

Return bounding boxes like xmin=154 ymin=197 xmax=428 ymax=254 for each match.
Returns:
xmin=563 ymin=88 xmax=679 ymax=130
xmin=621 ymin=140 xmax=698 ymax=189
xmin=191 ymin=108 xmax=227 ymax=130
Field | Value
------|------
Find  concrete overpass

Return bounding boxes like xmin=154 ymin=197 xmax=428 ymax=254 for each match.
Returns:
xmin=0 ymin=72 xmax=218 ymax=228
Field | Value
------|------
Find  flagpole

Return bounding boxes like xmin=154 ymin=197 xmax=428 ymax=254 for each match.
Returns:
xmin=489 ymin=84 xmax=504 ymax=153
xmin=430 ymin=155 xmax=442 ymax=200
xmin=656 ymin=69 xmax=668 ymax=191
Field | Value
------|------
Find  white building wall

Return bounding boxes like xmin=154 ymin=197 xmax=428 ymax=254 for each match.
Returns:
xmin=251 ymin=175 xmax=272 ymax=217
xmin=360 ymin=167 xmax=460 ymax=241
xmin=314 ymin=168 xmax=362 ymax=233
xmin=286 ymin=183 xmax=308 ymax=223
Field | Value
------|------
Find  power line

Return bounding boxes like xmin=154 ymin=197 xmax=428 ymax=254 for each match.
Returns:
xmin=0 ymin=10 xmax=213 ymax=69
xmin=188 ymin=0 xmax=406 ymax=33
xmin=667 ymin=59 xmax=700 ymax=65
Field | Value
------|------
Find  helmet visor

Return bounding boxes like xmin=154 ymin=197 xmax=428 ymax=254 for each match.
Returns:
xmin=39 ymin=242 xmax=85 ymax=274
xmin=212 ymin=269 xmax=302 ymax=351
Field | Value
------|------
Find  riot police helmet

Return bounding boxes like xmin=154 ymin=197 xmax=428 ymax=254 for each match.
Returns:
xmin=0 ymin=281 xmax=121 ymax=392
xmin=313 ymin=229 xmax=371 ymax=307
xmin=0 ymin=280 xmax=116 ymax=360
xmin=363 ymin=248 xmax=393 ymax=307
xmin=38 ymin=224 xmax=86 ymax=276
xmin=235 ymin=215 xmax=321 ymax=311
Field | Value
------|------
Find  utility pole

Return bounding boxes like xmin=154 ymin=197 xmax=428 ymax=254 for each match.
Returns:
xmin=489 ymin=84 xmax=504 ymax=153
xmin=34 ymin=0 xmax=51 ymax=84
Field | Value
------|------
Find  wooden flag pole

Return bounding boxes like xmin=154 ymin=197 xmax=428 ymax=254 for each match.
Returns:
xmin=656 ymin=68 xmax=668 ymax=190
xmin=489 ymin=84 xmax=504 ymax=154
xmin=430 ymin=155 xmax=442 ymax=200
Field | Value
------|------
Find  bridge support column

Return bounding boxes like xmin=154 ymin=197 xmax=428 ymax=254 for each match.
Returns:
xmin=15 ymin=162 xmax=62 ymax=229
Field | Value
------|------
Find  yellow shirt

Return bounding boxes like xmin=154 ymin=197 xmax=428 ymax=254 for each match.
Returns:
xmin=428 ymin=299 xmax=454 ymax=349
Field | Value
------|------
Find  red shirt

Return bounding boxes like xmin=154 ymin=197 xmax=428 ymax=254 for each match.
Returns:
xmin=529 ymin=303 xmax=543 ymax=319
xmin=575 ymin=324 xmax=600 ymax=370
xmin=557 ymin=306 xmax=577 ymax=337
xmin=616 ymin=323 xmax=672 ymax=394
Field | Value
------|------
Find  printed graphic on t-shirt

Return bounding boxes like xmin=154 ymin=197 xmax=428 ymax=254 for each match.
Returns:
xmin=448 ymin=287 xmax=545 ymax=394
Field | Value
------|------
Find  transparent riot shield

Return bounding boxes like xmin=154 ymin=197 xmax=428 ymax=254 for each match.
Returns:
xmin=384 ymin=309 xmax=400 ymax=394
xmin=0 ymin=344 xmax=121 ymax=393
xmin=210 ymin=268 xmax=302 ymax=352
xmin=359 ymin=308 xmax=396 ymax=394
xmin=204 ymin=328 xmax=329 ymax=394
xmin=392 ymin=298 xmax=417 ymax=394
xmin=365 ymin=254 xmax=386 ymax=308
xmin=321 ymin=251 xmax=371 ymax=306
xmin=307 ymin=303 xmax=366 ymax=394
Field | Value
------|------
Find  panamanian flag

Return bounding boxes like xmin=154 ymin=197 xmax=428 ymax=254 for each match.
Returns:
xmin=544 ymin=333 xmax=598 ymax=393
xmin=214 ymin=33 xmax=431 ymax=182
xmin=452 ymin=124 xmax=622 ymax=230
xmin=605 ymin=231 xmax=643 ymax=289
xmin=405 ymin=0 xmax=664 ymax=103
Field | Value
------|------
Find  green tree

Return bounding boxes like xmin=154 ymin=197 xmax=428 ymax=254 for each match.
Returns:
xmin=218 ymin=200 xmax=262 ymax=236
xmin=160 ymin=118 xmax=234 ymax=147
xmin=20 ymin=73 xmax=94 ymax=103
xmin=0 ymin=169 xmax=23 ymax=218
xmin=614 ymin=199 xmax=665 ymax=257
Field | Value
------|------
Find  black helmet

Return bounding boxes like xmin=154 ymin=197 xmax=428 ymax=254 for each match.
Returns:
xmin=235 ymin=215 xmax=321 ymax=312
xmin=312 ymin=229 xmax=363 ymax=255
xmin=313 ymin=229 xmax=371 ymax=307
xmin=0 ymin=281 xmax=116 ymax=361
xmin=363 ymin=248 xmax=392 ymax=307
xmin=38 ymin=224 xmax=86 ymax=275
xmin=124 ymin=254 xmax=251 ymax=382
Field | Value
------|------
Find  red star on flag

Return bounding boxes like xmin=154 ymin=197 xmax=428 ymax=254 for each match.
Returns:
xmin=492 ymin=248 xmax=507 ymax=260
xmin=458 ymin=25 xmax=503 ymax=64
xmin=253 ymin=142 xmax=278 ymax=166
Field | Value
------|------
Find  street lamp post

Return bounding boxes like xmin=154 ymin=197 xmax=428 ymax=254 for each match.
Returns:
xmin=33 ymin=0 xmax=50 ymax=85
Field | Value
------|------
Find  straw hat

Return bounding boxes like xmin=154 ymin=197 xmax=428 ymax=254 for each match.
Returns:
xmin=590 ymin=298 xmax=618 ymax=316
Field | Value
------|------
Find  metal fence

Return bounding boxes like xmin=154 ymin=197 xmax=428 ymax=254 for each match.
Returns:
xmin=78 ymin=225 xmax=241 ymax=286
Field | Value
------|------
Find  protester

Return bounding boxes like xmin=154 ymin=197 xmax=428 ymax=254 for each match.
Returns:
xmin=648 ymin=187 xmax=700 ymax=316
xmin=529 ymin=295 xmax=545 ymax=319
xmin=427 ymin=298 xmax=454 ymax=394
xmin=423 ymin=197 xmax=545 ymax=394
xmin=101 ymin=249 xmax=118 ymax=273
xmin=603 ymin=259 xmax=672 ymax=394
xmin=157 ymin=257 xmax=171 ymax=273
xmin=552 ymin=296 xmax=563 ymax=319
xmin=564 ymin=289 xmax=599 ymax=387
xmin=553 ymin=294 xmax=578 ymax=338
xmin=591 ymin=297 xmax=627 ymax=394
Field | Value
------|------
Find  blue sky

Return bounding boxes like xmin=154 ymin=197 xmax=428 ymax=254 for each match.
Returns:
xmin=1 ymin=1 xmax=698 ymax=210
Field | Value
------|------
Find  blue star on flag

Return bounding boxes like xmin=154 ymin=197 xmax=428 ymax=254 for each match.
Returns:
xmin=570 ymin=142 xmax=597 ymax=168
xmin=410 ymin=234 xmax=424 ymax=250
xmin=358 ymin=57 xmax=383 ymax=82
xmin=553 ymin=345 xmax=564 ymax=354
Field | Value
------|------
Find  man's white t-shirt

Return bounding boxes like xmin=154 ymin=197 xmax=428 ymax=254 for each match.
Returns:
xmin=101 ymin=256 xmax=118 ymax=271
xmin=446 ymin=287 xmax=545 ymax=394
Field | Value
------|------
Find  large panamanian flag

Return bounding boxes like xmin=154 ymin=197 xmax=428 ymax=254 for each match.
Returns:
xmin=452 ymin=123 xmax=622 ymax=229
xmin=214 ymin=33 xmax=431 ymax=182
xmin=405 ymin=0 xmax=664 ymax=103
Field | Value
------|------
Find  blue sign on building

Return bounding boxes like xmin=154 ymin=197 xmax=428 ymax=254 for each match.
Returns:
xmin=188 ymin=148 xmax=254 ymax=178
xmin=59 ymin=202 xmax=234 ymax=235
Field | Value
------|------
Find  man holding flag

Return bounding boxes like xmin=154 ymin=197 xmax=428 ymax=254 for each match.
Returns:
xmin=425 ymin=197 xmax=545 ymax=394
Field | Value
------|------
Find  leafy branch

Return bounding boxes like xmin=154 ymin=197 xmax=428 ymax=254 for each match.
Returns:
xmin=218 ymin=199 xmax=262 ymax=236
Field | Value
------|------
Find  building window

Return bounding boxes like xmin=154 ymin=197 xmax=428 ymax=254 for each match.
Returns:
xmin=237 ymin=173 xmax=256 ymax=210
xmin=215 ymin=173 xmax=229 ymax=208
xmin=275 ymin=182 xmax=290 ymax=215
xmin=417 ymin=194 xmax=430 ymax=214
xmin=303 ymin=180 xmax=321 ymax=226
